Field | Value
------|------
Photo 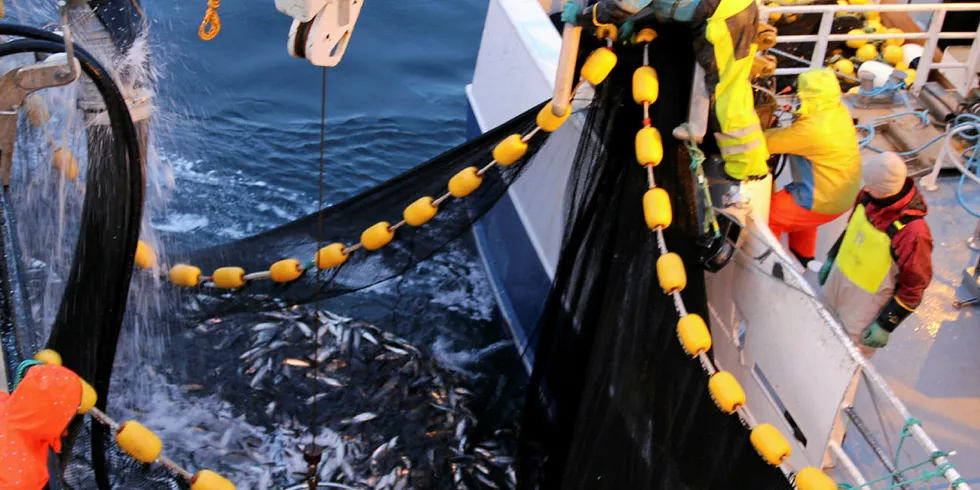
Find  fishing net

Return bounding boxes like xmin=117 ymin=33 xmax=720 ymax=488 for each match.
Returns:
xmin=4 ymin=6 xmax=796 ymax=490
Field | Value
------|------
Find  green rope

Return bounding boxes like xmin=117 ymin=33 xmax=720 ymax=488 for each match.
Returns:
xmin=681 ymin=124 xmax=720 ymax=239
xmin=836 ymin=449 xmax=962 ymax=490
xmin=892 ymin=417 xmax=921 ymax=468
xmin=11 ymin=360 xmax=44 ymax=390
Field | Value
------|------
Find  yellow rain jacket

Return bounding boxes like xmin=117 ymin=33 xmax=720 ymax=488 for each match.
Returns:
xmin=764 ymin=69 xmax=862 ymax=215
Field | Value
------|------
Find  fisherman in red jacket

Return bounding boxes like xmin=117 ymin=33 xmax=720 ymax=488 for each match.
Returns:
xmin=819 ymin=152 xmax=933 ymax=358
xmin=0 ymin=361 xmax=84 ymax=489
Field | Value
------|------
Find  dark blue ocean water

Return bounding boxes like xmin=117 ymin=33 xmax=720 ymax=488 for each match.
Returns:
xmin=145 ymin=0 xmax=489 ymax=246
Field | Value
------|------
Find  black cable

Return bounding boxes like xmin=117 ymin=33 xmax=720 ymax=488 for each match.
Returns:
xmin=0 ymin=31 xmax=144 ymax=490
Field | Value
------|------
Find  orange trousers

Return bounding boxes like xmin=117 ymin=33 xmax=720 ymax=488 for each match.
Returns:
xmin=769 ymin=189 xmax=842 ymax=260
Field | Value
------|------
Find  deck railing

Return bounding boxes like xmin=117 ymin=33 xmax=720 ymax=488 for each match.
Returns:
xmin=759 ymin=2 xmax=980 ymax=95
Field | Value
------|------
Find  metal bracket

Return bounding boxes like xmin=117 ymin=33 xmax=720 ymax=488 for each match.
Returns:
xmin=285 ymin=0 xmax=364 ymax=67
xmin=0 ymin=54 xmax=81 ymax=186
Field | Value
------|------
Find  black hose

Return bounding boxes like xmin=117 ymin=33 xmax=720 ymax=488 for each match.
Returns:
xmin=0 ymin=30 xmax=144 ymax=490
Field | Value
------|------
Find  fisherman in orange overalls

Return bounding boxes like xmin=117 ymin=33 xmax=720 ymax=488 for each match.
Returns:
xmin=0 ymin=361 xmax=85 ymax=489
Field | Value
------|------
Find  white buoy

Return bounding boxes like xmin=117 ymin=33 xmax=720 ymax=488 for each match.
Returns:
xmin=858 ymin=60 xmax=895 ymax=87
xmin=902 ymin=44 xmax=924 ymax=67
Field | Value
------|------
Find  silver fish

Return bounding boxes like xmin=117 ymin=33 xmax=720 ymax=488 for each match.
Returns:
xmin=251 ymin=322 xmax=278 ymax=332
xmin=240 ymin=345 xmax=264 ymax=360
xmin=295 ymin=321 xmax=313 ymax=338
xmin=384 ymin=345 xmax=409 ymax=356
xmin=305 ymin=393 xmax=328 ymax=405
xmin=475 ymin=472 xmax=499 ymax=489
xmin=283 ymin=358 xmax=309 ymax=367
xmin=370 ymin=435 xmax=399 ymax=464
xmin=251 ymin=358 xmax=272 ymax=388
xmin=264 ymin=311 xmax=300 ymax=320
xmin=265 ymin=401 xmax=276 ymax=416
xmin=476 ymin=463 xmax=491 ymax=475
xmin=321 ymin=376 xmax=345 ymax=387
xmin=360 ymin=330 xmax=380 ymax=345
xmin=341 ymin=412 xmax=378 ymax=424
xmin=268 ymin=340 xmax=289 ymax=350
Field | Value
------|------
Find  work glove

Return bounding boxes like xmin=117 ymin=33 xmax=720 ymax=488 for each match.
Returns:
xmin=561 ymin=2 xmax=582 ymax=24
xmin=860 ymin=322 xmax=891 ymax=348
xmin=818 ymin=259 xmax=833 ymax=286
xmin=619 ymin=17 xmax=636 ymax=40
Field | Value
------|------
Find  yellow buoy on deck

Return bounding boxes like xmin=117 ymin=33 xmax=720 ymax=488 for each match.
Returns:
xmin=632 ymin=66 xmax=660 ymax=105
xmin=676 ymin=314 xmax=711 ymax=356
xmin=537 ymin=101 xmax=570 ymax=132
xmin=795 ymin=467 xmax=836 ymax=490
xmin=635 ymin=127 xmax=663 ymax=166
xmin=708 ymin=371 xmax=745 ymax=414
xmin=492 ymin=134 xmax=528 ymax=166
xmin=656 ymin=252 xmax=686 ymax=293
xmin=642 ymin=188 xmax=672 ymax=230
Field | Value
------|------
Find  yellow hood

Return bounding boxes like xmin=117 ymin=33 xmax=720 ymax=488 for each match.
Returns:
xmin=796 ymin=68 xmax=843 ymax=116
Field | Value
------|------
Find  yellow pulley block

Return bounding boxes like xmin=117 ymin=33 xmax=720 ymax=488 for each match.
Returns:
xmin=708 ymin=371 xmax=746 ymax=414
xmin=795 ymin=467 xmax=836 ymax=490
xmin=634 ymin=28 xmax=657 ymax=44
xmin=656 ymin=252 xmax=686 ymax=293
xmin=404 ymin=197 xmax=438 ymax=227
xmin=191 ymin=470 xmax=237 ymax=490
xmin=845 ymin=29 xmax=866 ymax=49
xmin=78 ymin=378 xmax=97 ymax=414
xmin=361 ymin=222 xmax=395 ymax=251
xmin=635 ymin=127 xmax=663 ymax=167
xmin=882 ymin=45 xmax=903 ymax=65
xmin=750 ymin=423 xmax=792 ymax=466
xmin=316 ymin=243 xmax=349 ymax=269
xmin=135 ymin=240 xmax=156 ymax=269
xmin=169 ymin=264 xmax=202 ymax=287
xmin=115 ymin=421 xmax=163 ymax=464
xmin=493 ymin=134 xmax=528 ymax=166
xmin=269 ymin=259 xmax=303 ymax=283
xmin=642 ymin=188 xmax=672 ymax=230
xmin=581 ymin=47 xmax=617 ymax=86
xmin=632 ymin=66 xmax=659 ymax=105
xmin=448 ymin=167 xmax=483 ymax=198
xmin=25 ymin=94 xmax=50 ymax=127
xmin=52 ymin=148 xmax=79 ymax=180
xmin=676 ymin=313 xmax=711 ymax=356
xmin=34 ymin=349 xmax=62 ymax=366
xmin=212 ymin=267 xmax=246 ymax=289
xmin=537 ymin=101 xmax=570 ymax=132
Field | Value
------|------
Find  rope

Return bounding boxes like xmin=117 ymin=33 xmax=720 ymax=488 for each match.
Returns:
xmin=307 ymin=65 xmax=328 ymax=487
xmin=11 ymin=359 xmax=43 ymax=389
xmin=681 ymin=125 xmax=720 ymax=239
xmin=198 ymin=0 xmax=220 ymax=41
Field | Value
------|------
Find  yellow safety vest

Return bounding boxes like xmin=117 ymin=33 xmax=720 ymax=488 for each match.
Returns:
xmin=836 ymin=204 xmax=912 ymax=294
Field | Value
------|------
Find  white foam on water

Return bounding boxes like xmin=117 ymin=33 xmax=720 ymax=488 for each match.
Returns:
xmin=152 ymin=213 xmax=210 ymax=233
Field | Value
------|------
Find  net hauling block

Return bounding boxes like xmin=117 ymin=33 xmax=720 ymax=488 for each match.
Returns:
xmin=581 ymin=47 xmax=617 ymax=86
xmin=493 ymin=134 xmax=528 ymax=166
xmin=115 ymin=421 xmax=163 ymax=464
xmin=751 ymin=423 xmax=791 ymax=465
xmin=708 ymin=371 xmax=745 ymax=414
xmin=656 ymin=252 xmax=686 ymax=293
xmin=642 ymin=188 xmax=672 ymax=230
xmin=676 ymin=313 xmax=710 ymax=355
xmin=191 ymin=470 xmax=237 ymax=490
xmin=635 ymin=126 xmax=663 ymax=166
xmin=632 ymin=66 xmax=659 ymax=105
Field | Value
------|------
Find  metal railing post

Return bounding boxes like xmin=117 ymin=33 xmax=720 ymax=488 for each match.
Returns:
xmin=963 ymin=21 xmax=980 ymax=96
xmin=811 ymin=11 xmax=834 ymax=69
xmin=913 ymin=8 xmax=946 ymax=93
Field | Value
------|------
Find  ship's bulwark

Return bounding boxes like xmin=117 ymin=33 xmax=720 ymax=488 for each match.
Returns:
xmin=517 ymin=22 xmax=793 ymax=489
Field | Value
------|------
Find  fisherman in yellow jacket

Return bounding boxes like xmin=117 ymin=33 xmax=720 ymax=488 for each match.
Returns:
xmin=562 ymin=0 xmax=771 ymax=182
xmin=765 ymin=68 xmax=863 ymax=266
